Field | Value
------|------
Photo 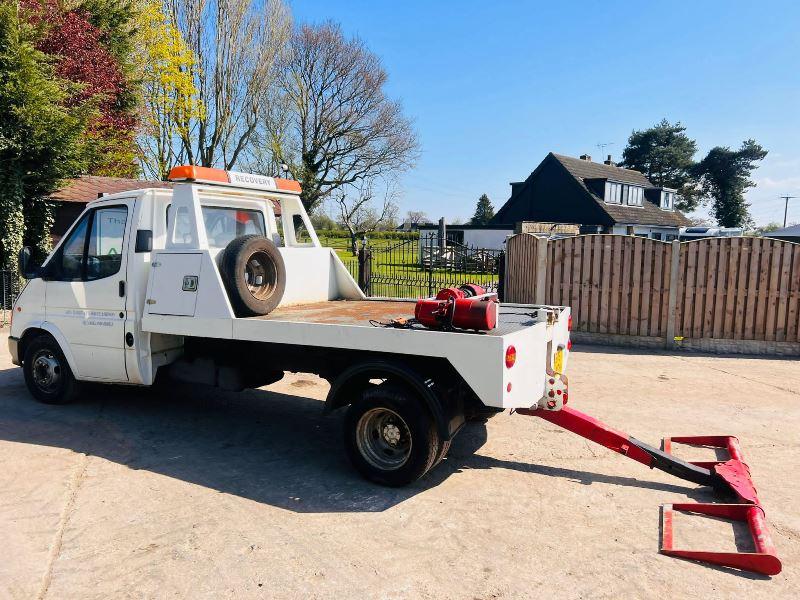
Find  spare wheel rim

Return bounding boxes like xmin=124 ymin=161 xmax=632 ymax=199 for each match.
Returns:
xmin=244 ymin=251 xmax=278 ymax=301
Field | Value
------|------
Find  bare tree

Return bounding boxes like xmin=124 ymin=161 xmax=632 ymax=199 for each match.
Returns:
xmin=333 ymin=181 xmax=399 ymax=255
xmin=267 ymin=22 xmax=419 ymax=212
xmin=169 ymin=0 xmax=292 ymax=170
xmin=405 ymin=210 xmax=429 ymax=226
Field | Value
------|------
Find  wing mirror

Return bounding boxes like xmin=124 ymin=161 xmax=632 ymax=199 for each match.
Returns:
xmin=18 ymin=246 xmax=38 ymax=279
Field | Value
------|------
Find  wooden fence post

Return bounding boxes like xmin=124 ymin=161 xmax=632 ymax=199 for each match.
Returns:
xmin=535 ymin=236 xmax=548 ymax=304
xmin=665 ymin=239 xmax=681 ymax=348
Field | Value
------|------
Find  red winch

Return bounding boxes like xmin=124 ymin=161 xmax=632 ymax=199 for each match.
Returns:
xmin=414 ymin=284 xmax=498 ymax=331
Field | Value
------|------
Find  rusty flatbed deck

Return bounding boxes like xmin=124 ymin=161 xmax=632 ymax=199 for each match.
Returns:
xmin=257 ymin=300 xmax=416 ymax=326
xmin=254 ymin=299 xmax=547 ymax=336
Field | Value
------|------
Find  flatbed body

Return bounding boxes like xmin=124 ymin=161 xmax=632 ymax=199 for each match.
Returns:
xmin=142 ymin=298 xmax=568 ymax=409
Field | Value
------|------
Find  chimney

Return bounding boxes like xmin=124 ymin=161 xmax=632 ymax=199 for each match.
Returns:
xmin=579 ymin=154 xmax=592 ymax=161
xmin=604 ymin=155 xmax=615 ymax=166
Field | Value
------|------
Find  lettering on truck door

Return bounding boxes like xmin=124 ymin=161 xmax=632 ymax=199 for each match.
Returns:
xmin=44 ymin=201 xmax=134 ymax=381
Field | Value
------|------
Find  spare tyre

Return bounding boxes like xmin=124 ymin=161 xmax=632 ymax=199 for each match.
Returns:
xmin=219 ymin=234 xmax=286 ymax=317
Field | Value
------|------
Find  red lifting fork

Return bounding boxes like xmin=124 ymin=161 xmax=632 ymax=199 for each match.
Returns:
xmin=516 ymin=406 xmax=782 ymax=576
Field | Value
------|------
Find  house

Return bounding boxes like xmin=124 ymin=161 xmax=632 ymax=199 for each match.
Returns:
xmin=50 ymin=176 xmax=173 ymax=243
xmin=491 ymin=152 xmax=691 ymax=240
xmin=764 ymin=224 xmax=800 ymax=243
xmin=416 ymin=223 xmax=514 ymax=250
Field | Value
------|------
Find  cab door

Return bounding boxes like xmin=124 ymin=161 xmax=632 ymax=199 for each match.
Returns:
xmin=44 ymin=201 xmax=133 ymax=381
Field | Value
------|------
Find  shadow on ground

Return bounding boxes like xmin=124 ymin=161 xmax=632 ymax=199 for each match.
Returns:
xmin=0 ymin=364 xmax=705 ymax=514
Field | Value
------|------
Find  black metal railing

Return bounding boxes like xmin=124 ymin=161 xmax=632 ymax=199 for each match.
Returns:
xmin=1 ymin=269 xmax=20 ymax=326
xmin=343 ymin=233 xmax=503 ymax=299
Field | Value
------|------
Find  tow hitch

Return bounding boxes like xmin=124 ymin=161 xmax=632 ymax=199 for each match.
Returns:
xmin=516 ymin=405 xmax=782 ymax=576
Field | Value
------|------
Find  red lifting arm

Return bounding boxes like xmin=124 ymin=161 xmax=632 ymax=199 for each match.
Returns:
xmin=516 ymin=404 xmax=782 ymax=576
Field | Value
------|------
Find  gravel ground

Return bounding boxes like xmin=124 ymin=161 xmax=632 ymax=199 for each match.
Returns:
xmin=0 ymin=330 xmax=798 ymax=599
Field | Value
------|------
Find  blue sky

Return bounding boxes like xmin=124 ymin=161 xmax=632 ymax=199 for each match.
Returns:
xmin=290 ymin=0 xmax=800 ymax=226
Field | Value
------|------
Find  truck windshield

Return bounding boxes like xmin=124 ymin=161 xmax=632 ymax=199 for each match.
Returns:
xmin=167 ymin=205 xmax=266 ymax=248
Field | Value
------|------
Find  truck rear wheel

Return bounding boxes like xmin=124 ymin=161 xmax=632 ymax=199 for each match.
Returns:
xmin=220 ymin=235 xmax=286 ymax=317
xmin=344 ymin=384 xmax=442 ymax=487
xmin=23 ymin=335 xmax=79 ymax=405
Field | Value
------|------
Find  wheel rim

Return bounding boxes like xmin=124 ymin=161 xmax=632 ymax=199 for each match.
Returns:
xmin=355 ymin=407 xmax=413 ymax=470
xmin=244 ymin=251 xmax=278 ymax=301
xmin=32 ymin=350 xmax=62 ymax=393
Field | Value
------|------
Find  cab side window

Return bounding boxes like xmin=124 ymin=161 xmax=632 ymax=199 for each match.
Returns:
xmin=59 ymin=214 xmax=90 ymax=280
xmin=52 ymin=205 xmax=128 ymax=281
xmin=86 ymin=207 xmax=128 ymax=280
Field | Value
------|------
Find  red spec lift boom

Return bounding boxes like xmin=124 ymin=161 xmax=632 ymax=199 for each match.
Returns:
xmin=514 ymin=405 xmax=782 ymax=576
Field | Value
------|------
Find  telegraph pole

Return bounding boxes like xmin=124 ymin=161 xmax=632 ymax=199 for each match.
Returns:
xmin=781 ymin=195 xmax=797 ymax=227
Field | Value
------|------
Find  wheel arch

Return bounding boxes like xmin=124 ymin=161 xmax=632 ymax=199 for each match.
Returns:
xmin=18 ymin=323 xmax=80 ymax=376
xmin=325 ymin=359 xmax=452 ymax=441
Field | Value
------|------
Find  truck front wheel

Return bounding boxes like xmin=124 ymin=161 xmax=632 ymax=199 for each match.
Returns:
xmin=344 ymin=384 xmax=442 ymax=487
xmin=22 ymin=335 xmax=79 ymax=405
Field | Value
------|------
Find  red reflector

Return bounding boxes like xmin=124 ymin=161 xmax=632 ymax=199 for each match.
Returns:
xmin=568 ymin=315 xmax=572 ymax=331
xmin=567 ymin=340 xmax=572 ymax=351
xmin=505 ymin=345 xmax=516 ymax=368
xmin=506 ymin=382 xmax=512 ymax=392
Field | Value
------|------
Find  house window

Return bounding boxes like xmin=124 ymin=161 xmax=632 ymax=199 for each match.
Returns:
xmin=604 ymin=181 xmax=623 ymax=204
xmin=626 ymin=185 xmax=643 ymax=206
xmin=604 ymin=181 xmax=645 ymax=205
xmin=661 ymin=191 xmax=674 ymax=210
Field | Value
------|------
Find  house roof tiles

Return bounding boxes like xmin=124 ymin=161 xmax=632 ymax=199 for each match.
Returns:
xmin=51 ymin=176 xmax=174 ymax=203
xmin=550 ymin=153 xmax=692 ymax=228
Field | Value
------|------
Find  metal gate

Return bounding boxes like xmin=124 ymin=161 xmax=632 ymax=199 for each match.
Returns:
xmin=357 ymin=233 xmax=503 ymax=299
xmin=1 ymin=269 xmax=20 ymax=326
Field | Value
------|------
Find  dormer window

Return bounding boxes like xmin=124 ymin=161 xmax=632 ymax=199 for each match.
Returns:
xmin=604 ymin=181 xmax=622 ymax=203
xmin=603 ymin=180 xmax=643 ymax=206
xmin=661 ymin=190 xmax=675 ymax=211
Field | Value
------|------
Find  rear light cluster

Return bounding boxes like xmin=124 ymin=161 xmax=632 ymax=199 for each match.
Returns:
xmin=505 ymin=345 xmax=516 ymax=368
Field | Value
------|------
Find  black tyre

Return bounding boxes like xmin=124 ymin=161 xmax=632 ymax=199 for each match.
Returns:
xmin=344 ymin=384 xmax=442 ymax=487
xmin=23 ymin=335 xmax=80 ymax=405
xmin=219 ymin=235 xmax=286 ymax=317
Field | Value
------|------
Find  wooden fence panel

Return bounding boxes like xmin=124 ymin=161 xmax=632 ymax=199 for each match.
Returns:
xmin=505 ymin=234 xmax=800 ymax=344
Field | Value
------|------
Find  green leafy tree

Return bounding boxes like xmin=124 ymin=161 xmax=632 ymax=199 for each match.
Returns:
xmin=135 ymin=0 xmax=203 ymax=179
xmin=0 ymin=1 xmax=89 ymax=268
xmin=619 ymin=119 xmax=699 ymax=212
xmin=470 ymin=194 xmax=494 ymax=225
xmin=693 ymin=140 xmax=768 ymax=228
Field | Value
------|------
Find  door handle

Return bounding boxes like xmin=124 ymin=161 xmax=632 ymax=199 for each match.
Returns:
xmin=119 ymin=281 xmax=126 ymax=297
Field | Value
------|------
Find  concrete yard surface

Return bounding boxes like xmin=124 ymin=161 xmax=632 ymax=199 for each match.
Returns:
xmin=0 ymin=330 xmax=798 ymax=599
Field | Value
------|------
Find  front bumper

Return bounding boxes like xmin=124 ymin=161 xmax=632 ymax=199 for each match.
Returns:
xmin=8 ymin=336 xmax=20 ymax=366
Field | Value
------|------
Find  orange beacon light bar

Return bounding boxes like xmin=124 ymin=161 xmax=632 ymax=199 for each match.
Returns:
xmin=167 ymin=165 xmax=302 ymax=194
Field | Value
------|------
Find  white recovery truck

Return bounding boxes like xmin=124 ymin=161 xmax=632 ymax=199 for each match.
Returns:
xmin=7 ymin=166 xmax=782 ymax=576
xmin=9 ymin=166 xmax=571 ymax=486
